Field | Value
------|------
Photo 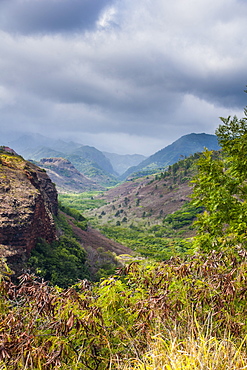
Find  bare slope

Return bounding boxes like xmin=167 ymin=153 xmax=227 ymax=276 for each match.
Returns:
xmin=63 ymin=212 xmax=134 ymax=277
xmin=85 ymin=154 xmax=198 ymax=228
xmin=38 ymin=157 xmax=103 ymax=193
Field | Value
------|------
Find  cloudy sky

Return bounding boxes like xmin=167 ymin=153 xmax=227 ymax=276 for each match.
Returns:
xmin=0 ymin=0 xmax=247 ymax=155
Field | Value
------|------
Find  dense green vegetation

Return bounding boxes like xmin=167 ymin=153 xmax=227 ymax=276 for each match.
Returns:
xmin=28 ymin=235 xmax=89 ymax=288
xmin=28 ymin=211 xmax=89 ymax=287
xmin=163 ymin=201 xmax=203 ymax=229
xmin=155 ymin=151 xmax=201 ymax=181
xmin=28 ymin=206 xmax=122 ymax=286
xmin=58 ymin=202 xmax=88 ymax=230
xmin=58 ymin=191 xmax=107 ymax=212
xmin=99 ymin=223 xmax=192 ymax=261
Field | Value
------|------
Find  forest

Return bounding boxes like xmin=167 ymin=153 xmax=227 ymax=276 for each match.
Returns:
xmin=1 ymin=102 xmax=247 ymax=368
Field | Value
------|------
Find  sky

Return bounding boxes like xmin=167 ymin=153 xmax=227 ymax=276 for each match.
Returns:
xmin=0 ymin=0 xmax=247 ymax=156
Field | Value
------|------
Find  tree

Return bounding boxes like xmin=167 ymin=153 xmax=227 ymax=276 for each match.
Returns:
xmin=192 ymin=94 xmax=247 ymax=251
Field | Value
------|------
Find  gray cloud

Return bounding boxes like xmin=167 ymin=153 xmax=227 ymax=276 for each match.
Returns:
xmin=0 ymin=0 xmax=112 ymax=34
xmin=0 ymin=0 xmax=247 ymax=155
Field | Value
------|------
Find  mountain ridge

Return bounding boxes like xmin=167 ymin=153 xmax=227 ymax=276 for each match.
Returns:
xmin=1 ymin=132 xmax=221 ymax=191
xmin=120 ymin=133 xmax=220 ymax=179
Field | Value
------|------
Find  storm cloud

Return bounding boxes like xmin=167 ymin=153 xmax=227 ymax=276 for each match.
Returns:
xmin=0 ymin=0 xmax=112 ymax=34
xmin=0 ymin=0 xmax=247 ymax=155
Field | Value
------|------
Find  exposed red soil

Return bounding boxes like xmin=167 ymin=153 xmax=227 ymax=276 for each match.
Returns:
xmin=86 ymin=174 xmax=193 ymax=226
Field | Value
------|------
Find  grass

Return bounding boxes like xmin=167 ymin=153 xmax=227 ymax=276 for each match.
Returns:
xmin=114 ymin=327 xmax=247 ymax=369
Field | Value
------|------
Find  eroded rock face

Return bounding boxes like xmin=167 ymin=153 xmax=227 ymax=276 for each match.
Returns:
xmin=38 ymin=157 xmax=103 ymax=193
xmin=0 ymin=149 xmax=58 ymax=259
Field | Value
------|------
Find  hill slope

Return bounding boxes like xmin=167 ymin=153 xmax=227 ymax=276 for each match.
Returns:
xmin=84 ymin=153 xmax=200 ymax=232
xmin=66 ymin=146 xmax=119 ymax=187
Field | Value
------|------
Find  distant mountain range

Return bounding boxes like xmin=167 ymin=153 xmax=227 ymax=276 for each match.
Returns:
xmin=8 ymin=134 xmax=120 ymax=188
xmin=0 ymin=132 xmax=220 ymax=192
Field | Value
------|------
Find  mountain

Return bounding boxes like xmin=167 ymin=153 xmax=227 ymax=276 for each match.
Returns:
xmin=66 ymin=145 xmax=116 ymax=176
xmin=120 ymin=133 xmax=220 ymax=179
xmin=25 ymin=146 xmax=65 ymax=161
xmin=103 ymin=152 xmax=146 ymax=175
xmin=9 ymin=134 xmax=117 ymax=176
xmin=38 ymin=157 xmax=103 ymax=193
xmin=65 ymin=146 xmax=118 ymax=187
xmin=5 ymin=132 xmax=220 ymax=188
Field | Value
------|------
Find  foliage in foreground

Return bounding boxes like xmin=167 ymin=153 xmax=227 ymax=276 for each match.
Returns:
xmin=121 ymin=335 xmax=247 ymax=370
xmin=192 ymin=99 xmax=247 ymax=251
xmin=1 ymin=246 xmax=247 ymax=369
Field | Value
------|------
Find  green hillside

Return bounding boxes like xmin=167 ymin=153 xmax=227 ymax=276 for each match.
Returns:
xmin=121 ymin=133 xmax=220 ymax=179
xmin=67 ymin=145 xmax=116 ymax=176
xmin=66 ymin=146 xmax=119 ymax=187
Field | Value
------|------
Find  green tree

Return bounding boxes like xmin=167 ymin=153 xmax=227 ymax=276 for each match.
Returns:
xmin=192 ymin=96 xmax=247 ymax=251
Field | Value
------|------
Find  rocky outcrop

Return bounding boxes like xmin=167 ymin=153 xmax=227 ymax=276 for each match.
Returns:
xmin=0 ymin=148 xmax=58 ymax=260
xmin=38 ymin=157 xmax=103 ymax=193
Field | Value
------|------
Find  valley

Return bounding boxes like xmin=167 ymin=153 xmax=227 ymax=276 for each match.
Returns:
xmin=0 ymin=132 xmax=219 ymax=280
xmin=59 ymin=153 xmax=201 ymax=261
xmin=2 ymin=118 xmax=247 ymax=369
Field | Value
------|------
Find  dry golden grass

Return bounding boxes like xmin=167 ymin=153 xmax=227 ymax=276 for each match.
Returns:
xmin=117 ymin=332 xmax=247 ymax=370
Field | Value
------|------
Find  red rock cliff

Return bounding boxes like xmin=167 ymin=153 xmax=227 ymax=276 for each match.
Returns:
xmin=0 ymin=149 xmax=58 ymax=259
